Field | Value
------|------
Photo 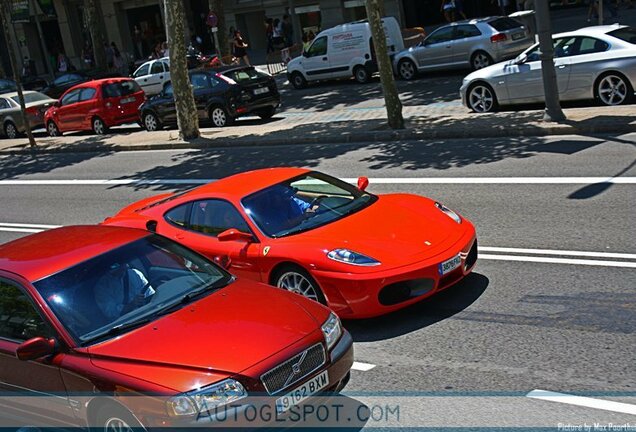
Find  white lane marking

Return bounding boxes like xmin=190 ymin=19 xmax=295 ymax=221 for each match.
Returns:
xmin=480 ymin=246 xmax=636 ymax=260
xmin=527 ymin=389 xmax=636 ymax=415
xmin=480 ymin=254 xmax=636 ymax=269
xmin=0 ymin=177 xmax=635 ymax=185
xmin=351 ymin=362 xmax=376 ymax=371
xmin=1 ymin=223 xmax=635 ymax=269
xmin=0 ymin=227 xmax=44 ymax=233
xmin=0 ymin=222 xmax=62 ymax=229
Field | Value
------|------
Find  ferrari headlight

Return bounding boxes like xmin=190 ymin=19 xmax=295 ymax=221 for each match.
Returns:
xmin=322 ymin=313 xmax=342 ymax=350
xmin=327 ymin=249 xmax=380 ymax=266
xmin=167 ymin=379 xmax=247 ymax=417
xmin=435 ymin=202 xmax=462 ymax=224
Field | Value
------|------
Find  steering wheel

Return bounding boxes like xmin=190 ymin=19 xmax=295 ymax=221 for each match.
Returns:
xmin=309 ymin=195 xmax=328 ymax=211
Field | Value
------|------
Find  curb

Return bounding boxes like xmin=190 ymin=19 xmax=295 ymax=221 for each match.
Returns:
xmin=1 ymin=123 xmax=634 ymax=155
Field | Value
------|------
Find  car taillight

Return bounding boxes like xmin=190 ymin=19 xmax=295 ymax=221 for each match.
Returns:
xmin=25 ymin=106 xmax=38 ymax=115
xmin=490 ymin=33 xmax=507 ymax=43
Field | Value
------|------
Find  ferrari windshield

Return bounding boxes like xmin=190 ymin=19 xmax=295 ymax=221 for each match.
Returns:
xmin=241 ymin=172 xmax=376 ymax=237
xmin=34 ymin=235 xmax=232 ymax=345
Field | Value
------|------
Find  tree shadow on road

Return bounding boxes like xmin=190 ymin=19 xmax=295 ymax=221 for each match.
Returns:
xmin=0 ymin=138 xmax=116 ymax=180
xmin=344 ymin=273 xmax=489 ymax=343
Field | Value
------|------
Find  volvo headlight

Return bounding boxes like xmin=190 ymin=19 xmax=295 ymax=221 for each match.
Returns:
xmin=435 ymin=202 xmax=462 ymax=224
xmin=327 ymin=249 xmax=380 ymax=266
xmin=167 ymin=379 xmax=247 ymax=417
xmin=322 ymin=313 xmax=342 ymax=350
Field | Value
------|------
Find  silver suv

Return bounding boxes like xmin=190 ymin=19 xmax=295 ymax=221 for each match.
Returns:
xmin=394 ymin=17 xmax=534 ymax=80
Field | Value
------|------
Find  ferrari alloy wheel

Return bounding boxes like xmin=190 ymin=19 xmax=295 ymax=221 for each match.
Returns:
xmin=47 ymin=121 xmax=60 ymax=137
xmin=597 ymin=73 xmax=631 ymax=106
xmin=471 ymin=51 xmax=493 ymax=70
xmin=143 ymin=112 xmax=160 ymax=132
xmin=468 ymin=83 xmax=497 ymax=113
xmin=92 ymin=117 xmax=108 ymax=135
xmin=276 ymin=267 xmax=326 ymax=304
xmin=210 ymin=106 xmax=230 ymax=127
xmin=398 ymin=59 xmax=416 ymax=80
xmin=4 ymin=122 xmax=18 ymax=139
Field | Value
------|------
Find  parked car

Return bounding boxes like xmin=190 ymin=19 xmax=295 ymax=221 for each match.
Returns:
xmin=132 ymin=57 xmax=171 ymax=96
xmin=460 ymin=25 xmax=636 ymax=112
xmin=0 ymin=225 xmax=352 ymax=429
xmin=394 ymin=16 xmax=533 ymax=80
xmin=44 ymin=78 xmax=145 ymax=136
xmin=139 ymin=66 xmax=280 ymax=130
xmin=0 ymin=77 xmax=49 ymax=95
xmin=0 ymin=91 xmax=57 ymax=138
xmin=41 ymin=72 xmax=91 ymax=99
xmin=287 ymin=17 xmax=404 ymax=89
xmin=104 ymin=168 xmax=478 ymax=319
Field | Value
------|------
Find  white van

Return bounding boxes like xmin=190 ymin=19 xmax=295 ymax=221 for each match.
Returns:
xmin=287 ymin=17 xmax=404 ymax=89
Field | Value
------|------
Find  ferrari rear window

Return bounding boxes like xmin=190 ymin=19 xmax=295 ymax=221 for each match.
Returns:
xmin=608 ymin=27 xmax=636 ymax=44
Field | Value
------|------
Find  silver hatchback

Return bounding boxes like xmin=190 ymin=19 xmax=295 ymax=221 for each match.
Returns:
xmin=394 ymin=17 xmax=534 ymax=80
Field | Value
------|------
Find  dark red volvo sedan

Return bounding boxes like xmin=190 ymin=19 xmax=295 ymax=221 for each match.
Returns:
xmin=0 ymin=225 xmax=353 ymax=430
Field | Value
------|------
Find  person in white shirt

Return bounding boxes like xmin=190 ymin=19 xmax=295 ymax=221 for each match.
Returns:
xmin=94 ymin=262 xmax=154 ymax=321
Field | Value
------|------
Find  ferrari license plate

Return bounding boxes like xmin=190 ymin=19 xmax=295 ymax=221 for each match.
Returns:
xmin=275 ymin=371 xmax=329 ymax=413
xmin=254 ymin=87 xmax=269 ymax=95
xmin=439 ymin=254 xmax=461 ymax=275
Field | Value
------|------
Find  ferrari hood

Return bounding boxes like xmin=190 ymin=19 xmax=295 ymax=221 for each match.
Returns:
xmin=88 ymin=279 xmax=323 ymax=377
xmin=301 ymin=194 xmax=469 ymax=269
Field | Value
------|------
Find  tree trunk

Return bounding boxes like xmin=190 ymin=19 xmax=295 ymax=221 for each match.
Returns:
xmin=534 ymin=0 xmax=565 ymax=121
xmin=0 ymin=2 xmax=36 ymax=147
xmin=208 ymin=0 xmax=229 ymax=57
xmin=165 ymin=0 xmax=200 ymax=140
xmin=84 ymin=0 xmax=107 ymax=71
xmin=365 ymin=0 xmax=404 ymax=130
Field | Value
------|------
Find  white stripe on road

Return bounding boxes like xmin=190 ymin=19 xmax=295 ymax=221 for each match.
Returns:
xmin=527 ymin=389 xmax=636 ymax=415
xmin=0 ymin=177 xmax=636 ymax=186
xmin=480 ymin=254 xmax=636 ymax=269
xmin=1 ymin=223 xmax=635 ymax=269
xmin=351 ymin=362 xmax=376 ymax=371
xmin=480 ymin=246 xmax=636 ymax=260
xmin=0 ymin=222 xmax=62 ymax=229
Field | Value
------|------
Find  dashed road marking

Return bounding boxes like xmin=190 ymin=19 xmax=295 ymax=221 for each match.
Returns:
xmin=527 ymin=389 xmax=636 ymax=415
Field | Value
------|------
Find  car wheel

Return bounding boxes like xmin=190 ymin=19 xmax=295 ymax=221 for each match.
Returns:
xmin=96 ymin=404 xmax=143 ymax=432
xmin=353 ymin=65 xmax=370 ymax=83
xmin=596 ymin=72 xmax=633 ymax=106
xmin=209 ymin=106 xmax=233 ymax=127
xmin=4 ymin=121 xmax=18 ymax=139
xmin=257 ymin=106 xmax=276 ymax=120
xmin=398 ymin=59 xmax=417 ymax=80
xmin=47 ymin=121 xmax=61 ymax=137
xmin=467 ymin=82 xmax=498 ymax=113
xmin=275 ymin=265 xmax=327 ymax=305
xmin=290 ymin=72 xmax=307 ymax=89
xmin=143 ymin=112 xmax=161 ymax=132
xmin=92 ymin=117 xmax=108 ymax=135
xmin=471 ymin=51 xmax=493 ymax=70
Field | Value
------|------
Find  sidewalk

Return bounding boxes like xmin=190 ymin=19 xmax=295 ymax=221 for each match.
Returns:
xmin=0 ymin=104 xmax=634 ymax=154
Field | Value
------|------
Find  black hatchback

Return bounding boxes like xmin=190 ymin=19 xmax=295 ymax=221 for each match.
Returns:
xmin=139 ymin=66 xmax=280 ymax=130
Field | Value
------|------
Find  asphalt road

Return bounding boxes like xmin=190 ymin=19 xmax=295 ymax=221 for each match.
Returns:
xmin=0 ymin=133 xmax=634 ymax=429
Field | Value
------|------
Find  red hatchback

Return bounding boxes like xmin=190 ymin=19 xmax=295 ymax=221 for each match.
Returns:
xmin=44 ymin=78 xmax=145 ymax=136
xmin=0 ymin=225 xmax=352 ymax=430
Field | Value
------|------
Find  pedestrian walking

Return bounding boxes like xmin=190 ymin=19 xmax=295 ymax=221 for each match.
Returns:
xmin=104 ymin=42 xmax=115 ymax=70
xmin=282 ymin=14 xmax=294 ymax=47
xmin=441 ymin=0 xmax=457 ymax=22
xmin=111 ymin=42 xmax=126 ymax=76
xmin=233 ymin=30 xmax=250 ymax=66
xmin=265 ymin=18 xmax=275 ymax=54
